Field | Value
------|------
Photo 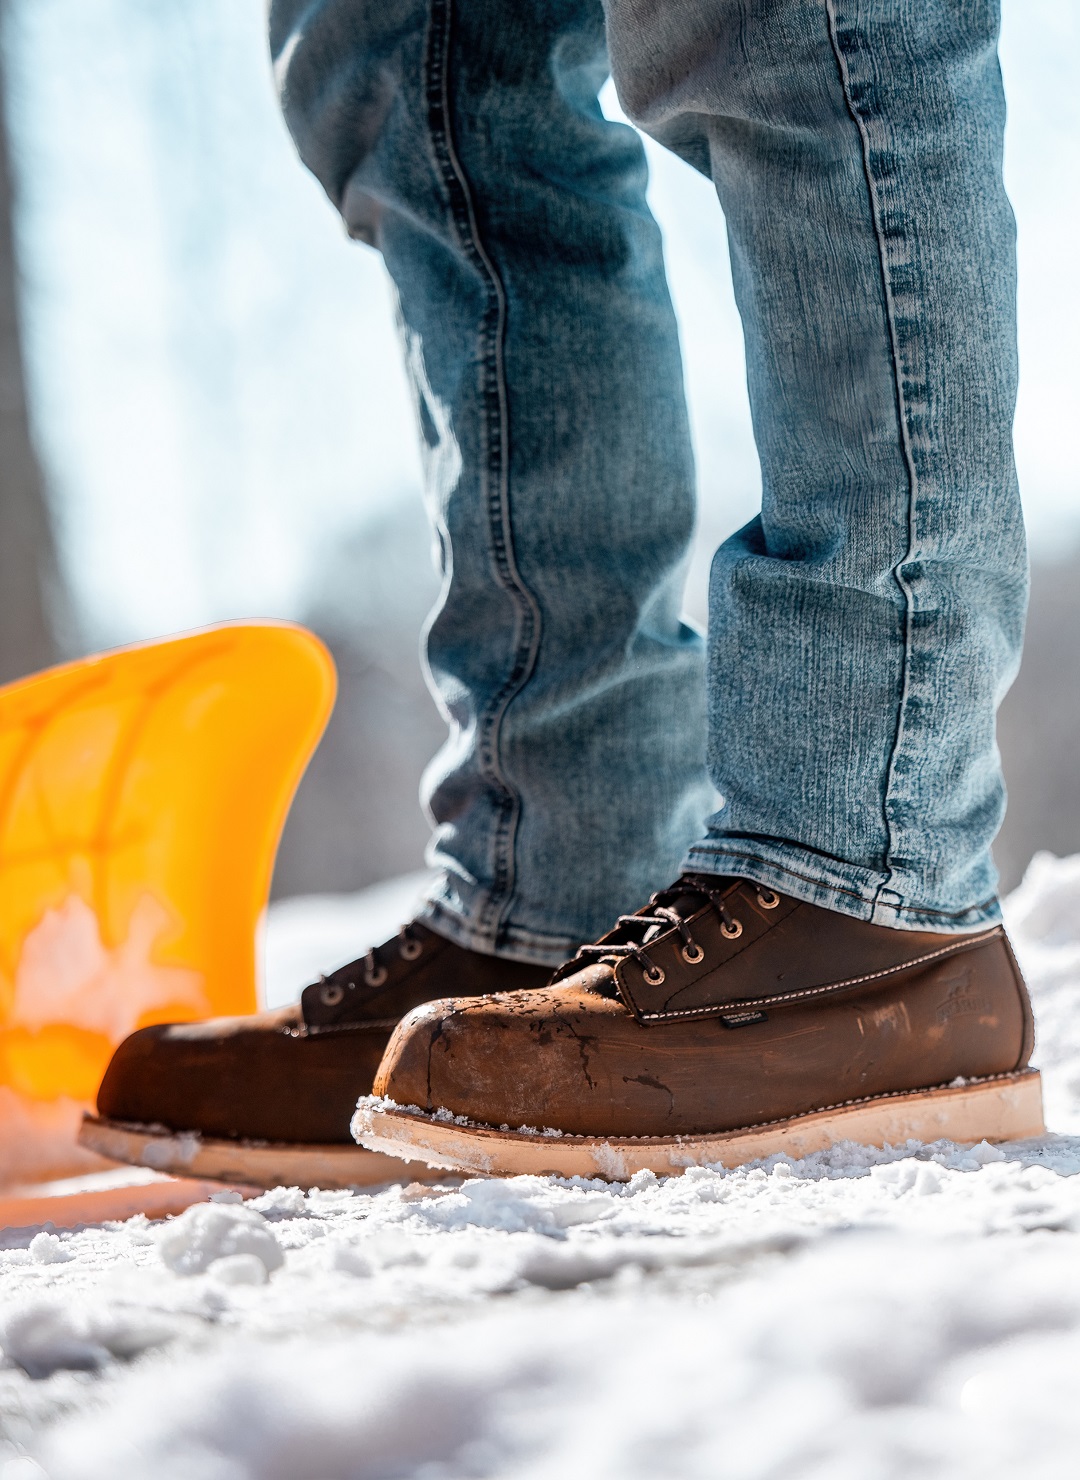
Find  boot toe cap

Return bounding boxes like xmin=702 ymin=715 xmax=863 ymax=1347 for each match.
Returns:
xmin=372 ymin=987 xmax=608 ymax=1126
xmin=96 ymin=1013 xmax=295 ymax=1129
xmin=97 ymin=1021 xmax=198 ymax=1127
xmin=371 ymin=999 xmax=454 ymax=1110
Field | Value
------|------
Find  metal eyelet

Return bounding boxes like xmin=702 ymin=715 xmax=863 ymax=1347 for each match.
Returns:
xmin=365 ymin=964 xmax=389 ymax=988
xmin=643 ymin=965 xmax=666 ymax=986
xmin=319 ymin=982 xmax=345 ymax=1007
xmin=681 ymin=942 xmax=705 ymax=964
xmin=756 ymin=889 xmax=780 ymax=909
xmin=721 ymin=918 xmax=743 ymax=940
xmin=399 ymin=936 xmax=423 ymax=961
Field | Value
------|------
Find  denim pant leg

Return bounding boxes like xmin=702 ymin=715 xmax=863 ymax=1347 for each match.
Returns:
xmin=606 ymin=0 xmax=1026 ymax=932
xmin=269 ymin=0 xmax=713 ymax=964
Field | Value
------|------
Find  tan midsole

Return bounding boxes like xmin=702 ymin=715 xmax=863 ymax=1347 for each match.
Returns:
xmin=351 ymin=1070 xmax=1046 ymax=1182
xmin=77 ymin=1114 xmax=449 ymax=1192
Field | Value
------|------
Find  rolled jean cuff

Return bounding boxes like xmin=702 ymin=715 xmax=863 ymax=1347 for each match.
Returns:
xmin=417 ymin=881 xmax=580 ymax=969
xmin=684 ymin=839 xmax=1002 ymax=935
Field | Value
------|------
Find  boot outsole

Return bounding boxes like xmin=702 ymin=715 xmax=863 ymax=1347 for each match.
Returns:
xmin=0 ymin=1175 xmax=258 ymax=1232
xmin=78 ymin=1114 xmax=448 ymax=1191
xmin=351 ymin=1069 xmax=1046 ymax=1181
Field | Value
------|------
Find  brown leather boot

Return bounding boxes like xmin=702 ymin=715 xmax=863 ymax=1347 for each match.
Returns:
xmin=354 ymin=877 xmax=1043 ymax=1181
xmin=79 ymin=922 xmax=552 ymax=1189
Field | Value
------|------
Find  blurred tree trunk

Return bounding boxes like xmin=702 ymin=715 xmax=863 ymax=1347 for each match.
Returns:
xmin=0 ymin=12 xmax=64 ymax=684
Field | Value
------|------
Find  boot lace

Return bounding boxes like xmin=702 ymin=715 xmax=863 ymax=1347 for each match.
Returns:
xmin=559 ymin=876 xmax=779 ymax=989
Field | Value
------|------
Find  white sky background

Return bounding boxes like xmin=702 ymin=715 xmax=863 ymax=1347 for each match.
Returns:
xmin=2 ymin=0 xmax=1076 ymax=648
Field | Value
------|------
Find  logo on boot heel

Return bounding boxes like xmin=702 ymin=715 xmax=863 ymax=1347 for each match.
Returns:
xmin=935 ymin=970 xmax=991 ymax=1024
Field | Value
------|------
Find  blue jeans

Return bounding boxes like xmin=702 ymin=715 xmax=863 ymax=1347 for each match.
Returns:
xmin=269 ymin=0 xmax=1024 ymax=963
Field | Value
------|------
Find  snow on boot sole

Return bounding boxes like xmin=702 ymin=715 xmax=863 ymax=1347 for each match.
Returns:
xmin=351 ymin=1069 xmax=1045 ymax=1181
xmin=79 ymin=1113 xmax=448 ymax=1191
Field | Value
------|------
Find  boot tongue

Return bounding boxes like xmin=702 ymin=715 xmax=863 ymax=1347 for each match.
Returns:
xmin=664 ymin=884 xmax=712 ymax=918
xmin=647 ymin=876 xmax=739 ymax=933
xmin=615 ymin=877 xmax=738 ymax=947
xmin=556 ymin=877 xmax=743 ymax=987
xmin=639 ymin=893 xmax=695 ymax=945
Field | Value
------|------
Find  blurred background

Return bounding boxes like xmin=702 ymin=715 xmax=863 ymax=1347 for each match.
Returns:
xmin=0 ymin=0 xmax=1076 ymax=907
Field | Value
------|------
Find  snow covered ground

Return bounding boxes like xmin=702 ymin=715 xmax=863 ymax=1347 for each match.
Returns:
xmin=4 ymin=855 xmax=1080 ymax=1479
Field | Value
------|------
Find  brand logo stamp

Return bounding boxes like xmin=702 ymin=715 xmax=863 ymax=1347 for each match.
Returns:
xmin=935 ymin=970 xmax=991 ymax=1024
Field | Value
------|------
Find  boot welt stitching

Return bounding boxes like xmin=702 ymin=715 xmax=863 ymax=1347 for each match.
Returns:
xmin=629 ymin=927 xmax=1002 ymax=1021
xmin=304 ymin=1018 xmax=402 ymax=1035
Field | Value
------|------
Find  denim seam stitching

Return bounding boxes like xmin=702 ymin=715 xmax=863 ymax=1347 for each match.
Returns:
xmin=825 ymin=1 xmax=921 ymax=918
xmin=423 ymin=0 xmax=544 ymax=942
xmin=689 ymin=846 xmax=872 ymax=905
xmin=687 ymin=846 xmax=998 ymax=922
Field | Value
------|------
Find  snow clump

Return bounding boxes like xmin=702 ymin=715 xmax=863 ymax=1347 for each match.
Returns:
xmin=154 ymin=1201 xmax=284 ymax=1278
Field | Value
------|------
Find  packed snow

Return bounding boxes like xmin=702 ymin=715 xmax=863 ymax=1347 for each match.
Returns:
xmin=3 ymin=853 xmax=1080 ymax=1478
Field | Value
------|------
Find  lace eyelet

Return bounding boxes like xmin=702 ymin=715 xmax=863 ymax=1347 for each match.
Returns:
xmin=721 ymin=918 xmax=743 ymax=940
xmin=643 ymin=965 xmax=666 ymax=986
xmin=399 ymin=937 xmax=423 ymax=961
xmin=365 ymin=964 xmax=389 ymax=988
xmin=756 ymin=889 xmax=780 ymax=909
xmin=319 ymin=982 xmax=345 ymax=1007
xmin=681 ymin=942 xmax=705 ymax=964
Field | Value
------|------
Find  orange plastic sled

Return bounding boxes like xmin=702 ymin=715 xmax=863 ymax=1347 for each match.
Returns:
xmin=0 ymin=622 xmax=335 ymax=1199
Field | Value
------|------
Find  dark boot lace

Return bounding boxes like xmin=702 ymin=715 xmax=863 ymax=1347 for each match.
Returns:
xmin=554 ymin=875 xmax=779 ymax=989
xmin=312 ymin=924 xmax=426 ymax=1010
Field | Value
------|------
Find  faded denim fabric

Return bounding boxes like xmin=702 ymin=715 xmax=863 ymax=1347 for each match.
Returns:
xmin=269 ymin=0 xmax=712 ymax=965
xmin=269 ymin=0 xmax=1024 ymax=958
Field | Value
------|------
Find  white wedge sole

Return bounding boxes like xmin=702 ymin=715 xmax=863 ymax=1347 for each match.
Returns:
xmin=78 ymin=1114 xmax=448 ymax=1191
xmin=351 ymin=1069 xmax=1046 ymax=1182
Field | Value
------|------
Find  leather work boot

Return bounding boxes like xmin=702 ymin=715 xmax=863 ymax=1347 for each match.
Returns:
xmin=79 ymin=922 xmax=552 ymax=1189
xmin=353 ymin=877 xmax=1043 ymax=1181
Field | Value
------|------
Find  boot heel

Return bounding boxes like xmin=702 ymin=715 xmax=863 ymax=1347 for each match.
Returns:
xmin=353 ymin=1069 xmax=1046 ymax=1181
